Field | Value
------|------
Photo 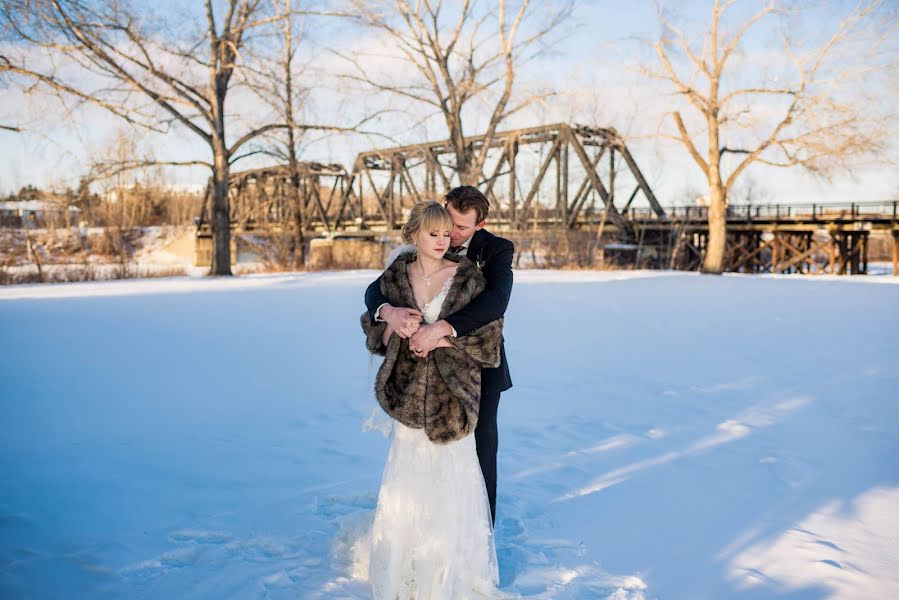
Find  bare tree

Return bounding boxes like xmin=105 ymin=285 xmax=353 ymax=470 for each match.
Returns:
xmin=646 ymin=0 xmax=897 ymax=273
xmin=0 ymin=0 xmax=346 ymax=275
xmin=343 ymin=0 xmax=572 ymax=186
xmin=248 ymin=0 xmax=325 ymax=267
xmin=232 ymin=0 xmax=381 ymax=267
xmin=278 ymin=0 xmax=308 ymax=267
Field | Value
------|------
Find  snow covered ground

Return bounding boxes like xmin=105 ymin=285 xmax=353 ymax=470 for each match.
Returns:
xmin=1 ymin=269 xmax=897 ymax=599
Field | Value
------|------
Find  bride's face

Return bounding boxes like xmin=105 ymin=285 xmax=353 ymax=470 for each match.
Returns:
xmin=413 ymin=225 xmax=451 ymax=259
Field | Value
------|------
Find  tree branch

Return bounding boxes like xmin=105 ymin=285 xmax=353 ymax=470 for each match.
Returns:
xmin=89 ymin=159 xmax=213 ymax=181
xmin=672 ymin=111 xmax=709 ymax=173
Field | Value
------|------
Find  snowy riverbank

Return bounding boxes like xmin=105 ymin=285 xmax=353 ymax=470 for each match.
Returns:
xmin=1 ymin=269 xmax=897 ymax=598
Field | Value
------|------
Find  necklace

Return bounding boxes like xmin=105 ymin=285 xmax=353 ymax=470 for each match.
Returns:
xmin=417 ymin=261 xmax=448 ymax=285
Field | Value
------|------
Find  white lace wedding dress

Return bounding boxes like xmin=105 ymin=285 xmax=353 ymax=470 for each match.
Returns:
xmin=367 ymin=266 xmax=500 ymax=600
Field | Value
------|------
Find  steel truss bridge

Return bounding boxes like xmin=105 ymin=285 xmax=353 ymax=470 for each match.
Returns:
xmin=196 ymin=123 xmax=899 ymax=275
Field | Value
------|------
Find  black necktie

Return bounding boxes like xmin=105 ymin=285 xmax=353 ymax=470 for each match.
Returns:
xmin=449 ymin=245 xmax=465 ymax=255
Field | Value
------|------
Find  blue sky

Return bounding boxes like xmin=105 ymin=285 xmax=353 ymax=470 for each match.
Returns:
xmin=1 ymin=0 xmax=895 ymax=204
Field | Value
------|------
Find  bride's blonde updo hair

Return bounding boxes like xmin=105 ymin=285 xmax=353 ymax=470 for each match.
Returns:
xmin=401 ymin=200 xmax=453 ymax=244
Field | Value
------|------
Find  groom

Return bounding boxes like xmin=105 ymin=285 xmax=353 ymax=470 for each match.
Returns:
xmin=364 ymin=185 xmax=514 ymax=525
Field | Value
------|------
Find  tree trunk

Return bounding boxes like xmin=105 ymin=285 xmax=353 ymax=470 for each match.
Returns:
xmin=210 ymin=138 xmax=232 ymax=275
xmin=703 ymin=97 xmax=726 ymax=274
xmin=457 ymin=154 xmax=479 ymax=186
xmin=458 ymin=170 xmax=479 ymax=186
xmin=450 ymin=116 xmax=479 ymax=187
xmin=703 ymin=180 xmax=727 ymax=274
xmin=283 ymin=4 xmax=305 ymax=269
xmin=285 ymin=80 xmax=304 ymax=267
xmin=289 ymin=168 xmax=305 ymax=268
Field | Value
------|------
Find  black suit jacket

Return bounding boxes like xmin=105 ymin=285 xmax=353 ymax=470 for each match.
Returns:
xmin=365 ymin=228 xmax=513 ymax=395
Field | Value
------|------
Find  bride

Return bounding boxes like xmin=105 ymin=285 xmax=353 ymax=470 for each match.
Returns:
xmin=360 ymin=201 xmax=502 ymax=599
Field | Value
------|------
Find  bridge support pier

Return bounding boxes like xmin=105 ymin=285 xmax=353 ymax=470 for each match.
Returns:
xmin=892 ymin=230 xmax=899 ymax=276
xmin=195 ymin=233 xmax=236 ymax=267
xmin=672 ymin=227 xmax=874 ymax=275
xmin=830 ymin=230 xmax=869 ymax=275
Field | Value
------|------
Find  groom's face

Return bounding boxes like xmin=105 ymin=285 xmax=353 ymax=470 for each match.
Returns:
xmin=446 ymin=204 xmax=485 ymax=248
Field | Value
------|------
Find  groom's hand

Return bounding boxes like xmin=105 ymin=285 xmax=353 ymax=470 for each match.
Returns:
xmin=409 ymin=320 xmax=453 ymax=358
xmin=382 ymin=305 xmax=423 ymax=339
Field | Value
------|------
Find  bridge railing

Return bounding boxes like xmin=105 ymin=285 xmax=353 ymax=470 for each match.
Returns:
xmin=622 ymin=200 xmax=898 ymax=222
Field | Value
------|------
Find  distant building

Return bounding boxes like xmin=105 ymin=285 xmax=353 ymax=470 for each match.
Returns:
xmin=0 ymin=199 xmax=80 ymax=227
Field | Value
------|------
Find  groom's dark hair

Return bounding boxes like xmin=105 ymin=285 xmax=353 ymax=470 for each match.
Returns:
xmin=444 ymin=185 xmax=489 ymax=224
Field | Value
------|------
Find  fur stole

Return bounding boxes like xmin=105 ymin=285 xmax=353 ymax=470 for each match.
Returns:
xmin=360 ymin=250 xmax=503 ymax=444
